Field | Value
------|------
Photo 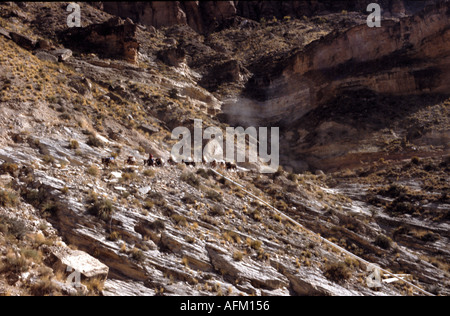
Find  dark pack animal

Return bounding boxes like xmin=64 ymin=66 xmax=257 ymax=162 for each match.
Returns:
xmin=144 ymin=157 xmax=164 ymax=167
xmin=126 ymin=156 xmax=136 ymax=165
xmin=155 ymin=158 xmax=164 ymax=166
xmin=167 ymin=157 xmax=177 ymax=165
xmin=182 ymin=160 xmax=196 ymax=167
xmin=101 ymin=157 xmax=115 ymax=167
xmin=144 ymin=158 xmax=155 ymax=167
xmin=226 ymin=162 xmax=237 ymax=170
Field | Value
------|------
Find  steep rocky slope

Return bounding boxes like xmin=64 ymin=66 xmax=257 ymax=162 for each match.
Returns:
xmin=0 ymin=1 xmax=448 ymax=296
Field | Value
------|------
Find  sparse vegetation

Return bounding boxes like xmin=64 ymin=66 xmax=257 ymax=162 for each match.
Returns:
xmin=180 ymin=172 xmax=200 ymax=188
xmin=88 ymin=198 xmax=115 ymax=221
xmin=374 ymin=234 xmax=392 ymax=250
xmin=0 ymin=162 xmax=18 ymax=175
xmin=324 ymin=262 xmax=352 ymax=283
xmin=87 ymin=165 xmax=100 ymax=177
xmin=68 ymin=139 xmax=80 ymax=150
xmin=205 ymin=190 xmax=223 ymax=203
xmin=0 ymin=190 xmax=19 ymax=208
xmin=233 ymin=251 xmax=244 ymax=261
xmin=87 ymin=135 xmax=104 ymax=148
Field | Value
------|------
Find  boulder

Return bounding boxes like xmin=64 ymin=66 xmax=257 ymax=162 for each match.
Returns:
xmin=0 ymin=27 xmax=11 ymax=40
xmin=35 ymin=51 xmax=58 ymax=63
xmin=138 ymin=124 xmax=159 ymax=135
xmin=49 ymin=246 xmax=109 ymax=281
xmin=50 ymin=49 xmax=72 ymax=62
xmin=36 ymin=39 xmax=52 ymax=50
xmin=10 ymin=31 xmax=36 ymax=50
xmin=206 ymin=244 xmax=289 ymax=290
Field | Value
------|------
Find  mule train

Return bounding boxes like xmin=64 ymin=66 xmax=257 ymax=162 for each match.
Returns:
xmin=101 ymin=155 xmax=237 ymax=171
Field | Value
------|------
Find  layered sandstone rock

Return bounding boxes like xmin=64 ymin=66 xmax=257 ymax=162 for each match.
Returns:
xmin=225 ymin=1 xmax=450 ymax=126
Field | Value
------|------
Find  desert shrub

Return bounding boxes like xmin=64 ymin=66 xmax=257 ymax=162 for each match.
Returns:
xmin=0 ymin=162 xmax=18 ymax=175
xmin=274 ymin=200 xmax=289 ymax=212
xmin=149 ymin=219 xmax=166 ymax=233
xmin=205 ymin=190 xmax=223 ymax=203
xmin=168 ymin=88 xmax=179 ymax=99
xmin=0 ymin=189 xmax=19 ymax=207
xmin=182 ymin=194 xmax=197 ymax=205
xmin=374 ymin=234 xmax=392 ymax=250
xmin=249 ymin=239 xmax=262 ymax=251
xmin=171 ymin=214 xmax=187 ymax=227
xmin=324 ymin=262 xmax=351 ymax=283
xmin=379 ymin=184 xmax=407 ymax=198
xmin=287 ymin=173 xmax=298 ymax=182
xmin=180 ymin=172 xmax=200 ymax=188
xmin=0 ymin=215 xmax=28 ymax=239
xmin=23 ymin=188 xmax=48 ymax=208
xmin=147 ymin=191 xmax=166 ymax=207
xmin=1 ymin=252 xmax=28 ymax=274
xmin=87 ymin=135 xmax=104 ymax=148
xmin=108 ymin=231 xmax=121 ymax=241
xmin=40 ymin=202 xmax=61 ymax=217
xmin=42 ymin=155 xmax=55 ymax=164
xmin=130 ymin=248 xmax=145 ymax=262
xmin=86 ymin=165 xmax=100 ymax=177
xmin=88 ymin=198 xmax=115 ymax=221
xmin=209 ymin=204 xmax=224 ymax=216
xmin=68 ymin=139 xmax=80 ymax=149
xmin=411 ymin=156 xmax=421 ymax=165
xmin=250 ymin=209 xmax=262 ymax=222
xmin=196 ymin=168 xmax=210 ymax=179
xmin=200 ymin=214 xmax=218 ymax=226
xmin=143 ymin=169 xmax=155 ymax=177
xmin=233 ymin=251 xmax=244 ymax=261
xmin=273 ymin=166 xmax=285 ymax=179
xmin=412 ymin=230 xmax=441 ymax=243
xmin=84 ymin=278 xmax=105 ymax=295
xmin=121 ymin=172 xmax=136 ymax=182
xmin=386 ymin=200 xmax=417 ymax=216
xmin=223 ymin=230 xmax=241 ymax=244
xmin=21 ymin=248 xmax=42 ymax=262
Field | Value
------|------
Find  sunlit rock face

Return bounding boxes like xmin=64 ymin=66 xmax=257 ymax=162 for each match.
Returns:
xmin=225 ymin=2 xmax=450 ymax=127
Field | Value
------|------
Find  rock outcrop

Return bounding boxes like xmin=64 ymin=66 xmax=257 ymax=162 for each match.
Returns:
xmin=101 ymin=1 xmax=237 ymax=34
xmin=60 ymin=17 xmax=139 ymax=64
xmin=100 ymin=1 xmax=433 ymax=34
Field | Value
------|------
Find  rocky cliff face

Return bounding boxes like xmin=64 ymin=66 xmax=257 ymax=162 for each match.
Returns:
xmin=100 ymin=1 xmax=237 ymax=34
xmin=99 ymin=1 xmax=432 ymax=34
xmin=60 ymin=17 xmax=140 ymax=64
xmin=227 ymin=1 xmax=450 ymax=123
xmin=222 ymin=1 xmax=450 ymax=172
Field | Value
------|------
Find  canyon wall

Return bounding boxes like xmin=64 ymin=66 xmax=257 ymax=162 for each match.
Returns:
xmin=224 ymin=1 xmax=450 ymax=126
xmin=99 ymin=1 xmax=432 ymax=33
